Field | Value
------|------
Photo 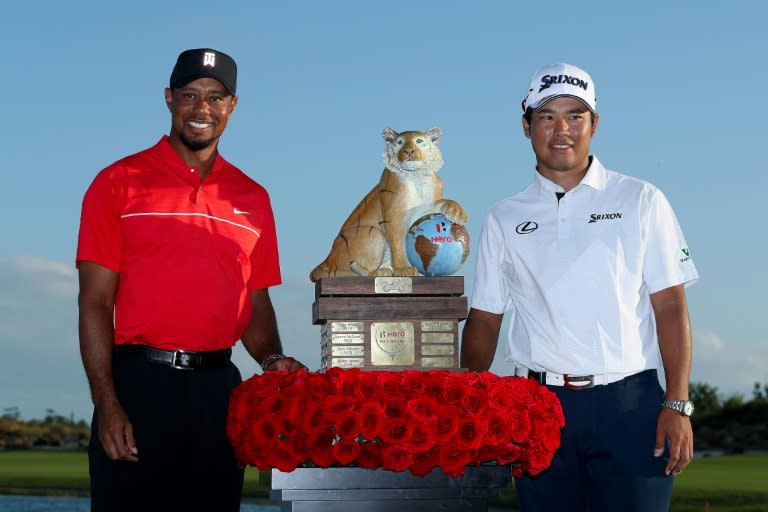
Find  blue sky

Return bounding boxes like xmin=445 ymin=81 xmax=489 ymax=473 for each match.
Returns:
xmin=1 ymin=1 xmax=765 ymax=421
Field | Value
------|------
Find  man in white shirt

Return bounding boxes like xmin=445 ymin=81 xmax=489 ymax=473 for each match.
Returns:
xmin=461 ymin=63 xmax=699 ymax=511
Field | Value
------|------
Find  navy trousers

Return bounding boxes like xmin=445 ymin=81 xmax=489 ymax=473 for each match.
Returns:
xmin=515 ymin=370 xmax=674 ymax=512
xmin=88 ymin=351 xmax=244 ymax=512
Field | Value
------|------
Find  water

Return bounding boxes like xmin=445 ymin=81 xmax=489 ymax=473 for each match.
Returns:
xmin=0 ymin=495 xmax=279 ymax=512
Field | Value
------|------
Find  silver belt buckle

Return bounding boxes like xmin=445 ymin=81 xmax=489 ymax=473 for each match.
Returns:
xmin=564 ymin=374 xmax=594 ymax=390
xmin=170 ymin=350 xmax=194 ymax=370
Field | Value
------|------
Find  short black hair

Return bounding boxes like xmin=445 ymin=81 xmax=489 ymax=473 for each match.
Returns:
xmin=523 ymin=107 xmax=595 ymax=125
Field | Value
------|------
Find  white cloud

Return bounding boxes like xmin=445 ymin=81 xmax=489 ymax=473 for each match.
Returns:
xmin=0 ymin=256 xmax=87 ymax=420
xmin=690 ymin=329 xmax=768 ymax=398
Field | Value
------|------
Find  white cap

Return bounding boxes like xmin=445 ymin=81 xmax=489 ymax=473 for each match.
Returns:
xmin=522 ymin=63 xmax=596 ymax=113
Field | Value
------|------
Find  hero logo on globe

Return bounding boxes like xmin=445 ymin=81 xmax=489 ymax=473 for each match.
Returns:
xmin=405 ymin=213 xmax=470 ymax=276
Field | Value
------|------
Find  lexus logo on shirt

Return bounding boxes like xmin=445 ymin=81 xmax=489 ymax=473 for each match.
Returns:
xmin=516 ymin=221 xmax=538 ymax=234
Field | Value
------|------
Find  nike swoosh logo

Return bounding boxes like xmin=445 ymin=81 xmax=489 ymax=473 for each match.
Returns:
xmin=233 ymin=208 xmax=250 ymax=215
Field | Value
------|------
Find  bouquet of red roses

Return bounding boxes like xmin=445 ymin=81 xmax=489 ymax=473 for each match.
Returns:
xmin=227 ymin=367 xmax=564 ymax=478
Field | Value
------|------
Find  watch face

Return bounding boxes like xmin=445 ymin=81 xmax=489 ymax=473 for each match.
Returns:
xmin=683 ymin=401 xmax=694 ymax=416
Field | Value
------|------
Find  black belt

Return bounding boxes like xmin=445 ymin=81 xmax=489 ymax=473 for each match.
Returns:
xmin=116 ymin=344 xmax=232 ymax=370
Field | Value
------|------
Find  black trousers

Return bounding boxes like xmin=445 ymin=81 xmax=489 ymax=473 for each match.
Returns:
xmin=89 ymin=350 xmax=244 ymax=512
xmin=515 ymin=370 xmax=674 ymax=512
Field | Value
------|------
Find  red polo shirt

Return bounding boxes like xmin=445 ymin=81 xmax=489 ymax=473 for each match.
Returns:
xmin=76 ymin=136 xmax=282 ymax=351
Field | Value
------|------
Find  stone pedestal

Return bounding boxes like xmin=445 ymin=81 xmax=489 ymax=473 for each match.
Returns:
xmin=313 ymin=276 xmax=467 ymax=370
xmin=270 ymin=466 xmax=511 ymax=511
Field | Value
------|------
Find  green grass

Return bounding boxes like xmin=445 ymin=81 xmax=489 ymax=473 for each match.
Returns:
xmin=1 ymin=450 xmax=767 ymax=510
xmin=490 ymin=453 xmax=768 ymax=511
xmin=0 ymin=450 xmax=90 ymax=494
xmin=670 ymin=453 xmax=768 ymax=512
xmin=0 ymin=450 xmax=266 ymax=497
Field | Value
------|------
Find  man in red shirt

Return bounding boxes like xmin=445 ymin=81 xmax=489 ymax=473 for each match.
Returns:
xmin=77 ymin=48 xmax=304 ymax=512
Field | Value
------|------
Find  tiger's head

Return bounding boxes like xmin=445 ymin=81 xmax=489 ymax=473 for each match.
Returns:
xmin=382 ymin=126 xmax=444 ymax=177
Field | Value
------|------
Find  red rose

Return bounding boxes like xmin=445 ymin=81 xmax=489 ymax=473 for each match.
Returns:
xmin=383 ymin=399 xmax=406 ymax=420
xmin=441 ymin=376 xmax=468 ymax=404
xmin=302 ymin=403 xmax=331 ymax=442
xmin=286 ymin=396 xmax=308 ymax=430
xmin=401 ymin=370 xmax=428 ymax=394
xmin=508 ymin=409 xmax=532 ymax=444
xmin=461 ymin=386 xmax=488 ymax=415
xmin=252 ymin=417 xmax=279 ymax=446
xmin=377 ymin=371 xmax=403 ymax=399
xmin=379 ymin=420 xmax=411 ymax=445
xmin=310 ymin=432 xmax=337 ymax=468
xmin=359 ymin=402 xmax=385 ymax=441
xmin=357 ymin=371 xmax=380 ymax=401
xmin=323 ymin=394 xmax=356 ymax=422
xmin=422 ymin=370 xmax=449 ymax=397
xmin=382 ymin=444 xmax=413 ymax=472
xmin=333 ymin=437 xmax=361 ymax=465
xmin=433 ymin=405 xmax=459 ymax=445
xmin=286 ymin=431 xmax=312 ymax=465
xmin=439 ymin=445 xmax=471 ymax=477
xmin=455 ymin=417 xmax=486 ymax=450
xmin=357 ymin=442 xmax=383 ymax=469
xmin=487 ymin=382 xmax=513 ymax=411
xmin=406 ymin=396 xmax=440 ymax=423
xmin=495 ymin=442 xmax=523 ymax=466
xmin=259 ymin=393 xmax=288 ymax=417
xmin=409 ymin=445 xmax=440 ymax=477
xmin=522 ymin=443 xmax=554 ymax=476
xmin=337 ymin=367 xmax=362 ymax=397
xmin=485 ymin=412 xmax=512 ymax=445
xmin=306 ymin=371 xmax=338 ymax=399
xmin=405 ymin=423 xmax=435 ymax=454
xmin=335 ymin=412 xmax=360 ymax=438
xmin=268 ymin=439 xmax=301 ymax=473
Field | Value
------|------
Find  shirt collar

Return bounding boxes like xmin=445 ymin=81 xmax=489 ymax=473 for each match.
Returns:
xmin=533 ymin=155 xmax=607 ymax=194
xmin=154 ymin=135 xmax=227 ymax=182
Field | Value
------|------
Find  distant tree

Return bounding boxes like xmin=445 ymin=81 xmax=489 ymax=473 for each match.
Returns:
xmin=2 ymin=406 xmax=20 ymax=420
xmin=722 ymin=393 xmax=745 ymax=410
xmin=689 ymin=381 xmax=721 ymax=416
xmin=752 ymin=382 xmax=768 ymax=402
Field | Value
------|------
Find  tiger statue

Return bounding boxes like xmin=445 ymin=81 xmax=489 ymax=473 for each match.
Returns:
xmin=309 ymin=126 xmax=468 ymax=282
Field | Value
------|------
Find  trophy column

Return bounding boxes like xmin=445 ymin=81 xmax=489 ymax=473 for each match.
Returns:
xmin=313 ymin=276 xmax=467 ymax=370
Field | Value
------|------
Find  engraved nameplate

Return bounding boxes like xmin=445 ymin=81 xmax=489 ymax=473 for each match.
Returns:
xmin=331 ymin=357 xmax=365 ymax=368
xmin=331 ymin=322 xmax=364 ymax=332
xmin=374 ymin=277 xmax=413 ymax=294
xmin=421 ymin=320 xmax=454 ymax=331
xmin=371 ymin=322 xmax=415 ymax=365
xmin=422 ymin=332 xmax=455 ymax=344
xmin=331 ymin=345 xmax=365 ymax=357
xmin=331 ymin=333 xmax=366 ymax=344
xmin=421 ymin=356 xmax=455 ymax=368
xmin=421 ymin=344 xmax=455 ymax=356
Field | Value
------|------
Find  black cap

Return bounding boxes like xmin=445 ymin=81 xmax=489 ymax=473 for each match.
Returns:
xmin=169 ymin=48 xmax=237 ymax=95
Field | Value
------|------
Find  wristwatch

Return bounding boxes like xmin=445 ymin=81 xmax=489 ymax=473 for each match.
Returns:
xmin=661 ymin=399 xmax=694 ymax=417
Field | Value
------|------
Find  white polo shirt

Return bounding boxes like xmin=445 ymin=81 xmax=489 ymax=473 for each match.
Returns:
xmin=470 ymin=156 xmax=699 ymax=376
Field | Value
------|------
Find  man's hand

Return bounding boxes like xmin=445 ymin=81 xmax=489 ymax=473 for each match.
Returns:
xmin=264 ymin=356 xmax=306 ymax=372
xmin=97 ymin=402 xmax=139 ymax=462
xmin=654 ymin=407 xmax=693 ymax=476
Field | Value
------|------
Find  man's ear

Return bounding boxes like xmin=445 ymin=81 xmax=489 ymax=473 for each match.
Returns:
xmin=228 ymin=95 xmax=238 ymax=117
xmin=522 ymin=115 xmax=532 ymax=140
xmin=164 ymin=88 xmax=173 ymax=112
xmin=591 ymin=112 xmax=600 ymax=136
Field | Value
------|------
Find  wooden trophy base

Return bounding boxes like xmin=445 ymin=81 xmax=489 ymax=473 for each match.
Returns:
xmin=313 ymin=276 xmax=467 ymax=370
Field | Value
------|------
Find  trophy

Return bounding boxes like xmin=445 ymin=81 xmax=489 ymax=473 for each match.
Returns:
xmin=309 ymin=127 xmax=469 ymax=370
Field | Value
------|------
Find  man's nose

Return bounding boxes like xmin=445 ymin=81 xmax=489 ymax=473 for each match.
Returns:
xmin=193 ymin=96 xmax=212 ymax=111
xmin=554 ymin=116 xmax=569 ymax=135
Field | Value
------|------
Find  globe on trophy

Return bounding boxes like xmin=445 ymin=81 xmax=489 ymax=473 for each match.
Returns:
xmin=406 ymin=213 xmax=470 ymax=276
